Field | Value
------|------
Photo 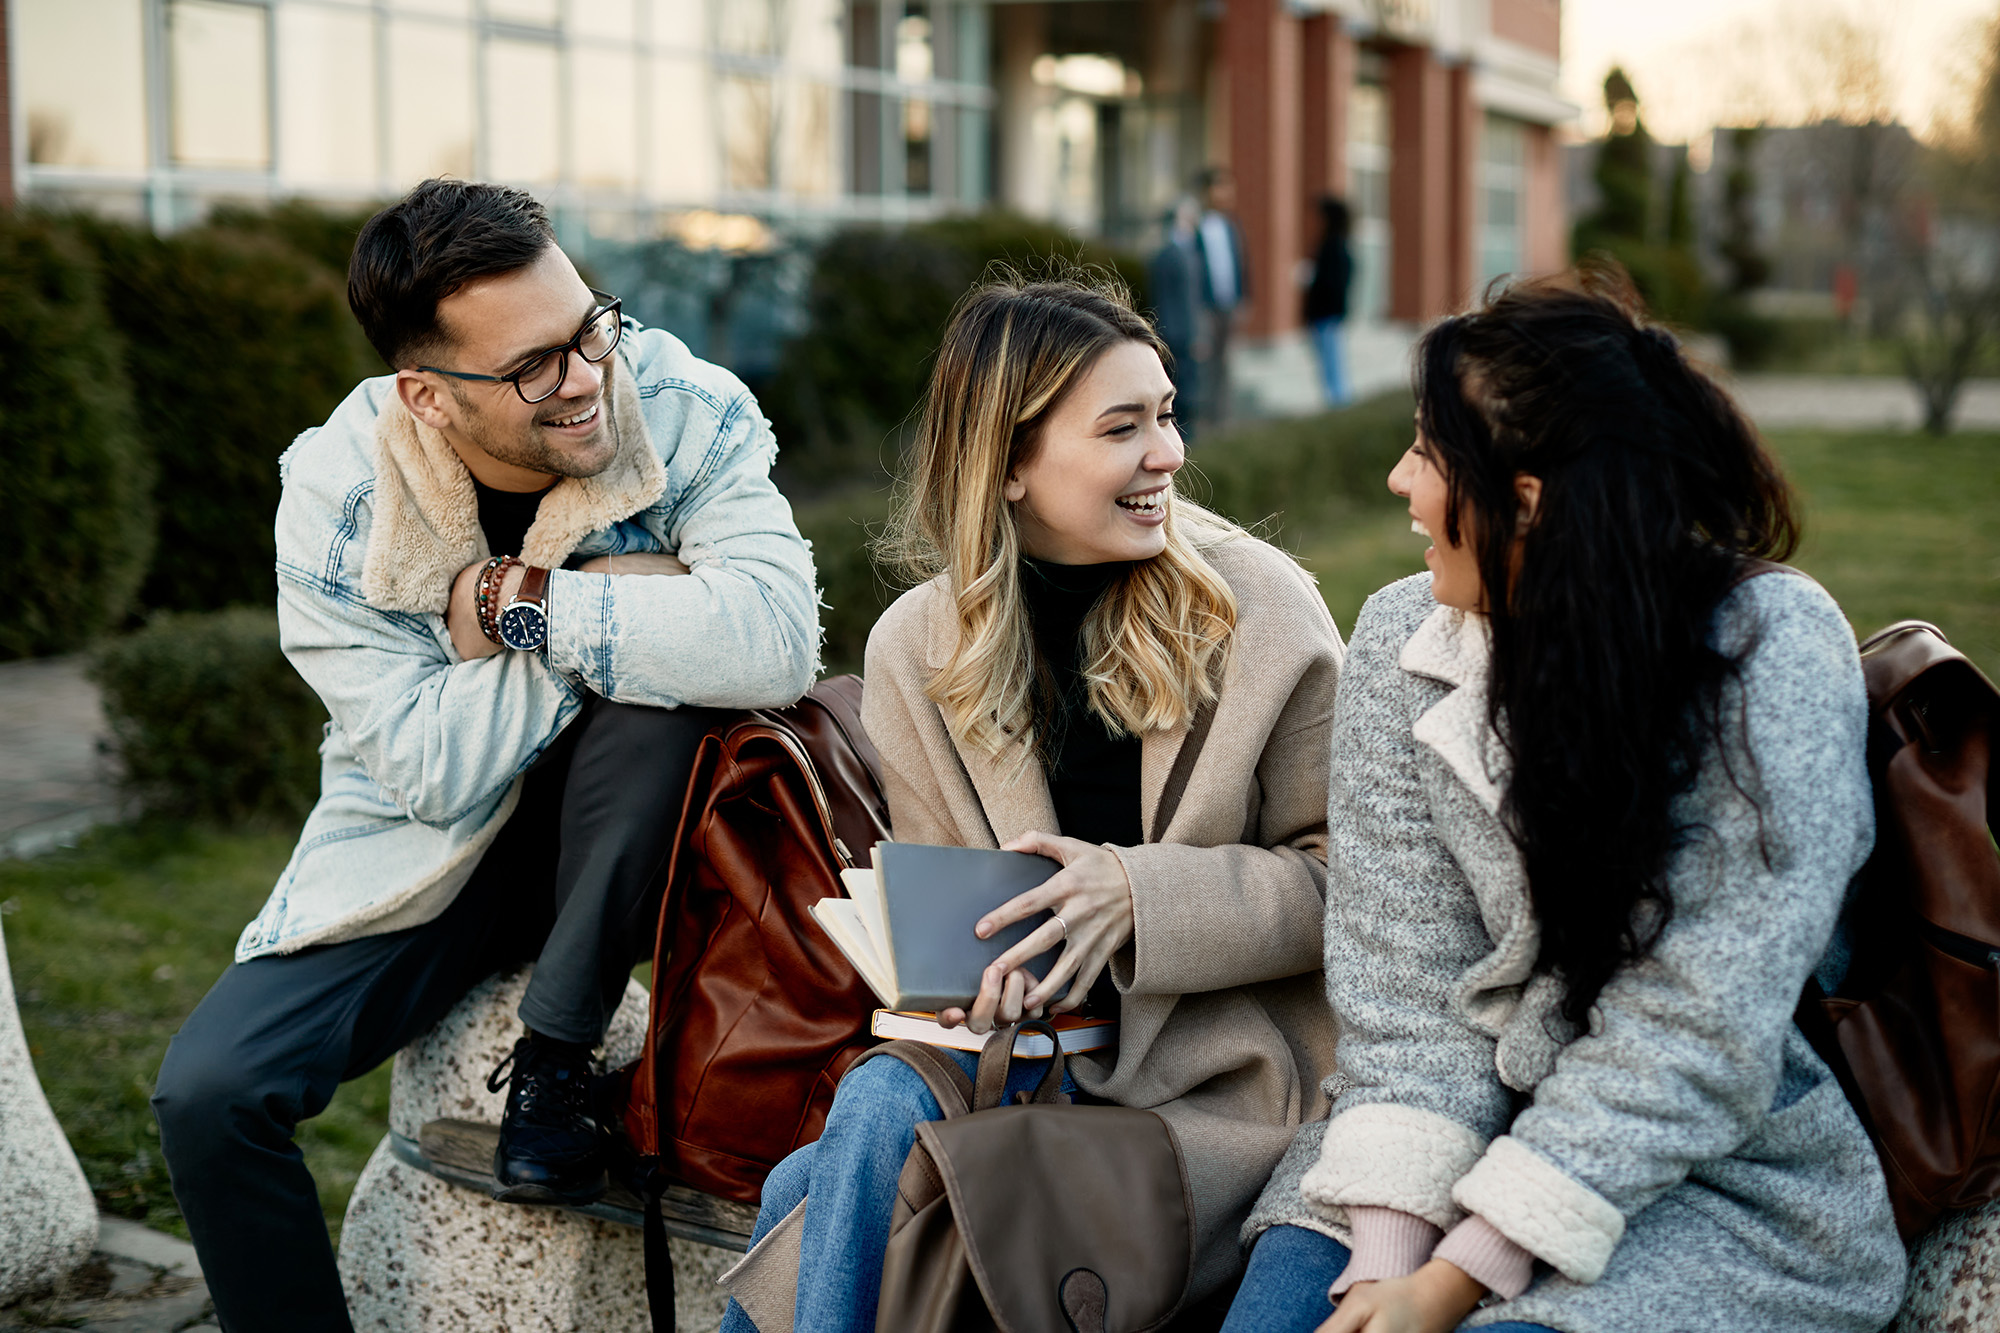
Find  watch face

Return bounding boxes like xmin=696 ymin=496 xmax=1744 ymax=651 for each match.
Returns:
xmin=498 ymin=603 xmax=549 ymax=652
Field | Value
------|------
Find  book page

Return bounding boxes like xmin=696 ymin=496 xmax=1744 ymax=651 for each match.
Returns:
xmin=809 ymin=898 xmax=897 ymax=1007
xmin=839 ymin=865 xmax=889 ymax=951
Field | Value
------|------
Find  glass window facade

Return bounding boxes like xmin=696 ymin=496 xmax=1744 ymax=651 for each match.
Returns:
xmin=1479 ymin=114 xmax=1527 ymax=288
xmin=11 ymin=0 xmax=994 ymax=228
xmin=20 ymin=0 xmax=150 ymax=170
xmin=1347 ymin=76 xmax=1392 ymax=322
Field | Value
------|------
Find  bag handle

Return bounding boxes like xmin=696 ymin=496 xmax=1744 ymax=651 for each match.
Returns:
xmin=973 ymin=1020 xmax=1068 ymax=1112
xmin=848 ymin=1040 xmax=977 ymax=1119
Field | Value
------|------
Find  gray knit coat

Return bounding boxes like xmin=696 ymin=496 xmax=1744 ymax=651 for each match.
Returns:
xmin=1245 ymin=572 xmax=1907 ymax=1333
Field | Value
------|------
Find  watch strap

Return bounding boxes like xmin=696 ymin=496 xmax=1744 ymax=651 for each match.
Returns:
xmin=514 ymin=564 xmax=551 ymax=609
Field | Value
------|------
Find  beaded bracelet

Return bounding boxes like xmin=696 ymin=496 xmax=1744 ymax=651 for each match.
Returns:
xmin=475 ymin=555 xmax=520 ymax=646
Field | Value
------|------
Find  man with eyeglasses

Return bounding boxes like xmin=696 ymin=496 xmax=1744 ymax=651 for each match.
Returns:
xmin=151 ymin=179 xmax=819 ymax=1332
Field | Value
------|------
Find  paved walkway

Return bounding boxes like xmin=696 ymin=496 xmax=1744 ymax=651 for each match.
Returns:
xmin=0 ymin=656 xmax=122 ymax=860
xmin=1727 ymin=375 xmax=2000 ymax=431
xmin=0 ymin=1216 xmax=215 ymax=1331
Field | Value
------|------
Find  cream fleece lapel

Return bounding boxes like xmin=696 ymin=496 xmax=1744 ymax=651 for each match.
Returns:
xmin=360 ymin=350 xmax=667 ymax=614
xmin=1401 ymin=603 xmax=1509 ymax=817
xmin=920 ymin=580 xmax=1200 ymax=844
xmin=1402 ymin=602 xmax=1568 ymax=1085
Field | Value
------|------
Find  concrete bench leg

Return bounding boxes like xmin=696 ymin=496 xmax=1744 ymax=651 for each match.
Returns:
xmin=0 ymin=915 xmax=98 ymax=1304
xmin=1897 ymin=1200 xmax=2000 ymax=1332
xmin=336 ymin=965 xmax=732 ymax=1332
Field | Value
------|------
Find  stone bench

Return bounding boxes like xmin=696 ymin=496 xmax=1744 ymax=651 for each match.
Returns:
xmin=332 ymin=962 xmax=2000 ymax=1332
xmin=335 ymin=965 xmax=751 ymax=1332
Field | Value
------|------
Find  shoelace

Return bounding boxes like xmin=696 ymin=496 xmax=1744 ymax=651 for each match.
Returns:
xmin=487 ymin=1039 xmax=595 ymax=1131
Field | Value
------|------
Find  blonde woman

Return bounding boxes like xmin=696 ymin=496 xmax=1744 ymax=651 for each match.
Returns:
xmin=718 ymin=272 xmax=1345 ymax=1331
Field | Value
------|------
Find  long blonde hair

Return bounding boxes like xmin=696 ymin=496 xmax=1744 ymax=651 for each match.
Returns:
xmin=879 ymin=268 xmax=1241 ymax=764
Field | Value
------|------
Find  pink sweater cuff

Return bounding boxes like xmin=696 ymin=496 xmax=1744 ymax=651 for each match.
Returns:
xmin=1433 ymin=1214 xmax=1536 ymax=1300
xmin=1328 ymin=1207 xmax=1444 ymax=1297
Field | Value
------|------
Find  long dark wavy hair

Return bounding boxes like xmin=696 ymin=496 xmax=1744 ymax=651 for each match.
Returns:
xmin=1415 ymin=265 xmax=1800 ymax=1025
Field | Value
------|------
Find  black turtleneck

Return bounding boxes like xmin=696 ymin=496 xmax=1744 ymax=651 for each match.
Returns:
xmin=474 ymin=477 xmax=553 ymax=558
xmin=1020 ymin=557 xmax=1142 ymax=1021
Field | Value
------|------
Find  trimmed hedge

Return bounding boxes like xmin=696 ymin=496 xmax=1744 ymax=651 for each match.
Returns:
xmin=0 ymin=215 xmax=153 ymax=659
xmin=74 ymin=215 xmax=379 ymax=614
xmin=91 ymin=608 xmax=326 ymax=823
xmin=765 ymin=213 xmax=1148 ymax=485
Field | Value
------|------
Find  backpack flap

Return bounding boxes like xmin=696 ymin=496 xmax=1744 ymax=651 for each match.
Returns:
xmin=908 ymin=1104 xmax=1195 ymax=1333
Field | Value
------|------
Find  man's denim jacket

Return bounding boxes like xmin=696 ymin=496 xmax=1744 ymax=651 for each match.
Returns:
xmin=237 ymin=325 xmax=818 ymax=962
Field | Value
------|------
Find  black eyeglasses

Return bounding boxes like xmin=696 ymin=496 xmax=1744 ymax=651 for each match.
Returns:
xmin=418 ymin=290 xmax=623 ymax=404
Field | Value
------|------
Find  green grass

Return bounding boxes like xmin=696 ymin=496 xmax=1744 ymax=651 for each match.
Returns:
xmin=2 ymin=820 xmax=389 ymax=1246
xmin=3 ymin=406 xmax=1989 ymax=1259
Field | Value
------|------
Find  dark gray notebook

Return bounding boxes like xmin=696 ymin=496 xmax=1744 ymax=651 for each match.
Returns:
xmin=876 ymin=842 xmax=1071 ymax=1011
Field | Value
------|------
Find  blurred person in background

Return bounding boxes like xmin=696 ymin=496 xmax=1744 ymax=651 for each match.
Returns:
xmin=1195 ymin=166 xmax=1251 ymax=431
xmin=149 ymin=178 xmax=818 ymax=1333
xmin=1148 ymin=195 xmax=1206 ymax=440
xmin=1305 ymin=196 xmax=1355 ymax=409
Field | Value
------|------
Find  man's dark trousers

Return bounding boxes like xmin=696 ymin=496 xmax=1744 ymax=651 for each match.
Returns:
xmin=153 ymin=696 xmax=722 ymax=1333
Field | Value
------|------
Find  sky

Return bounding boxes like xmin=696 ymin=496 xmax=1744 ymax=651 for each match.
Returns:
xmin=1559 ymin=0 xmax=1996 ymax=144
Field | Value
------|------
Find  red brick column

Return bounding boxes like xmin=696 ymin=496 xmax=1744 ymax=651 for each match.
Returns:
xmin=1387 ymin=44 xmax=1451 ymax=321
xmin=0 ymin=0 xmax=14 ymax=209
xmin=1223 ymin=0 xmax=1303 ymax=337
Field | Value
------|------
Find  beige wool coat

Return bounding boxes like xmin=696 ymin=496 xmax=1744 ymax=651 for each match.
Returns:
xmin=721 ymin=533 xmax=1344 ymax=1323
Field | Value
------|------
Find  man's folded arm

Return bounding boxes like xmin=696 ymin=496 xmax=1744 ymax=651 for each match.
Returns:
xmin=544 ymin=398 xmax=819 ymax=710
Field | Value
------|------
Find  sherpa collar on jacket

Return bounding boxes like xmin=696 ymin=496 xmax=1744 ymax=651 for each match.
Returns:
xmin=360 ymin=349 xmax=666 ymax=614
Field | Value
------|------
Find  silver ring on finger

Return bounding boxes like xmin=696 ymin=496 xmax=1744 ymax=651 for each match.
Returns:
xmin=1054 ymin=914 xmax=1069 ymax=940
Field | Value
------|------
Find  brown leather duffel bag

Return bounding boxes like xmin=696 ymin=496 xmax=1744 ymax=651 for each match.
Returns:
xmin=861 ymin=1022 xmax=1196 ymax=1333
xmin=615 ymin=674 xmax=888 ymax=1204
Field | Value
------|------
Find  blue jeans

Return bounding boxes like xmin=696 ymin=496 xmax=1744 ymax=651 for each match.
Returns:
xmin=1310 ymin=316 xmax=1351 ymax=407
xmin=1223 ymin=1225 xmax=1556 ymax=1333
xmin=720 ymin=1048 xmax=1073 ymax=1333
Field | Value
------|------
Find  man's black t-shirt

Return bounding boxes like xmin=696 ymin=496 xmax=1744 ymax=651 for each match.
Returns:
xmin=474 ymin=477 xmax=554 ymax=558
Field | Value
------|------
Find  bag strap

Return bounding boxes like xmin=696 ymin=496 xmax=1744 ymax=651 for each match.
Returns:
xmin=973 ymin=1020 xmax=1068 ymax=1112
xmin=643 ymin=1182 xmax=677 ymax=1333
xmin=849 ymin=1040 xmax=978 ymax=1119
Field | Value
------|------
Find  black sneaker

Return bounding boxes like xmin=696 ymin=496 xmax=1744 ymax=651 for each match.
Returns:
xmin=486 ymin=1033 xmax=610 ymax=1206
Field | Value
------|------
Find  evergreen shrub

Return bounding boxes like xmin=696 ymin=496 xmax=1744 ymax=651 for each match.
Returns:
xmin=75 ymin=214 xmax=379 ymax=614
xmin=765 ymin=213 xmax=1147 ymax=486
xmin=0 ymin=214 xmax=153 ymax=659
xmin=91 ymin=609 xmax=326 ymax=823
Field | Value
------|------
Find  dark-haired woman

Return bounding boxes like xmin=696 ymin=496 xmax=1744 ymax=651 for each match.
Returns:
xmin=1228 ymin=269 xmax=1906 ymax=1333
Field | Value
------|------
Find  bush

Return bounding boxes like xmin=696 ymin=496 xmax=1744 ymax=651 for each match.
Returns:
xmin=0 ymin=213 xmax=153 ymax=659
xmin=765 ymin=213 xmax=1148 ymax=487
xmin=74 ymin=213 xmax=379 ymax=614
xmin=91 ymin=609 xmax=326 ymax=822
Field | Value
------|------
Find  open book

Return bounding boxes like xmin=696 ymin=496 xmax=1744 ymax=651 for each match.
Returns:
xmin=871 ymin=1010 xmax=1117 ymax=1057
xmin=809 ymin=842 xmax=1073 ymax=1011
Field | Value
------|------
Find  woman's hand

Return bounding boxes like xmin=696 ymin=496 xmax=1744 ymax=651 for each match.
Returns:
xmin=1315 ymin=1261 xmax=1487 ymax=1333
xmin=938 ymin=832 xmax=1135 ymax=1034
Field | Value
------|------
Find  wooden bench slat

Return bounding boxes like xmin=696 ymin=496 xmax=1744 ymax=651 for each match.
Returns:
xmin=396 ymin=1118 xmax=759 ymax=1253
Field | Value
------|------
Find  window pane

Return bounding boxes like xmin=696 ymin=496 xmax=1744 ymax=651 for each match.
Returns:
xmin=720 ymin=75 xmax=775 ymax=191
xmin=785 ymin=0 xmax=845 ymax=77
xmin=395 ymin=0 xmax=470 ymax=14
xmin=279 ymin=6 xmax=378 ymax=184
xmin=487 ymin=0 xmax=557 ymax=27
xmin=779 ymin=80 xmax=837 ymax=197
xmin=572 ymin=50 xmax=640 ymax=189
xmin=487 ymin=39 xmax=562 ymax=184
xmin=573 ymin=0 xmax=637 ymax=42
xmin=716 ymin=0 xmax=778 ymax=56
xmin=19 ymin=0 xmax=149 ymax=170
xmin=650 ymin=0 xmax=705 ymax=53
xmin=653 ymin=55 xmax=717 ymax=202
xmin=388 ymin=18 xmax=474 ymax=182
xmin=169 ymin=0 xmax=271 ymax=170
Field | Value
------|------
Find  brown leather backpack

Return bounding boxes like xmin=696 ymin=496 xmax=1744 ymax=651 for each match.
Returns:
xmin=1798 ymin=620 xmax=2000 ymax=1240
xmin=611 ymin=675 xmax=889 ymax=1328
